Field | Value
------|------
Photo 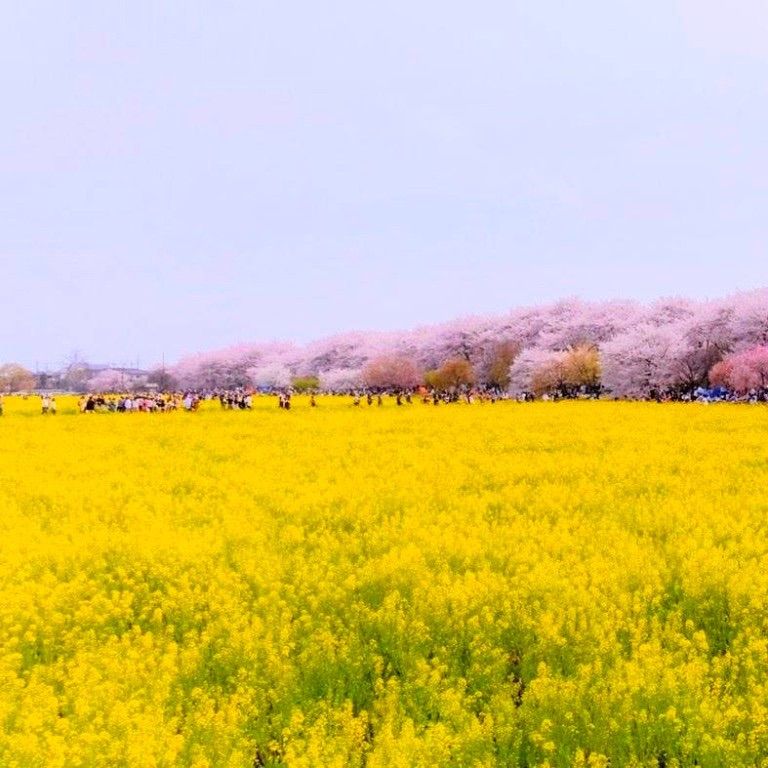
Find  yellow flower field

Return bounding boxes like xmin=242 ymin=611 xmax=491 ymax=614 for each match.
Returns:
xmin=1 ymin=397 xmax=768 ymax=767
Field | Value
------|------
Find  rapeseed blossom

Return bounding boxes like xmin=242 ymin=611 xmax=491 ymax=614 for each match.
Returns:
xmin=1 ymin=396 xmax=767 ymax=766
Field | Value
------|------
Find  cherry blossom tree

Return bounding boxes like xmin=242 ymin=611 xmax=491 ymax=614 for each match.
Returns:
xmin=477 ymin=339 xmax=520 ymax=390
xmin=707 ymin=360 xmax=729 ymax=388
xmin=87 ymin=369 xmax=128 ymax=392
xmin=508 ymin=348 xmax=564 ymax=395
xmin=404 ymin=316 xmax=490 ymax=372
xmin=562 ymin=345 xmax=601 ymax=392
xmin=174 ymin=343 xmax=294 ymax=389
xmin=301 ymin=332 xmax=376 ymax=375
xmin=319 ymin=368 xmax=363 ymax=392
xmin=529 ymin=351 xmax=569 ymax=397
xmin=729 ymin=288 xmax=768 ymax=349
xmin=652 ymin=304 xmax=734 ymax=394
xmin=362 ymin=355 xmax=422 ymax=390
xmin=0 ymin=363 xmax=35 ymax=393
xmin=507 ymin=345 xmax=600 ymax=397
xmin=601 ymin=324 xmax=681 ymax=397
xmin=536 ymin=300 xmax=641 ymax=351
xmin=87 ymin=369 xmax=148 ymax=393
xmin=708 ymin=346 xmax=768 ymax=392
xmin=247 ymin=363 xmax=292 ymax=390
xmin=645 ymin=296 xmax=696 ymax=327
xmin=424 ymin=357 xmax=475 ymax=392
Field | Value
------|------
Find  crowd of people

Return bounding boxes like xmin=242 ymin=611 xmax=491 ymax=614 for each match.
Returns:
xmin=79 ymin=389 xmax=259 ymax=413
xmin=217 ymin=391 xmax=253 ymax=409
xmin=683 ymin=386 xmax=768 ymax=404
xmin=78 ymin=393 xmax=203 ymax=413
xmin=77 ymin=387 xmax=515 ymax=414
xmin=350 ymin=389 xmax=514 ymax=405
xmin=1 ymin=385 xmax=766 ymax=418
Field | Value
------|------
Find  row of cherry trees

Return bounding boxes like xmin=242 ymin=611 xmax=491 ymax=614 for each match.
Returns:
xmin=2 ymin=290 xmax=766 ymax=396
xmin=165 ymin=288 xmax=768 ymax=397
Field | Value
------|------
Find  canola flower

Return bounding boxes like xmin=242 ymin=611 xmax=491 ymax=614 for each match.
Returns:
xmin=1 ymin=396 xmax=768 ymax=767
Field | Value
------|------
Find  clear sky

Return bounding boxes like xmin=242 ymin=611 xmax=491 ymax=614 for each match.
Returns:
xmin=2 ymin=2 xmax=767 ymax=369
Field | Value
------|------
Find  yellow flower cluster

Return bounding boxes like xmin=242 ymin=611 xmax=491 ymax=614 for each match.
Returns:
xmin=1 ymin=396 xmax=767 ymax=767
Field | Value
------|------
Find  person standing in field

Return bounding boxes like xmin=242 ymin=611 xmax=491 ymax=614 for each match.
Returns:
xmin=41 ymin=395 xmax=50 ymax=414
xmin=50 ymin=396 xmax=57 ymax=415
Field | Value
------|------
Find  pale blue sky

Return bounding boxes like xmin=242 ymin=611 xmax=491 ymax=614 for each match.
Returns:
xmin=2 ymin=1 xmax=766 ymax=369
